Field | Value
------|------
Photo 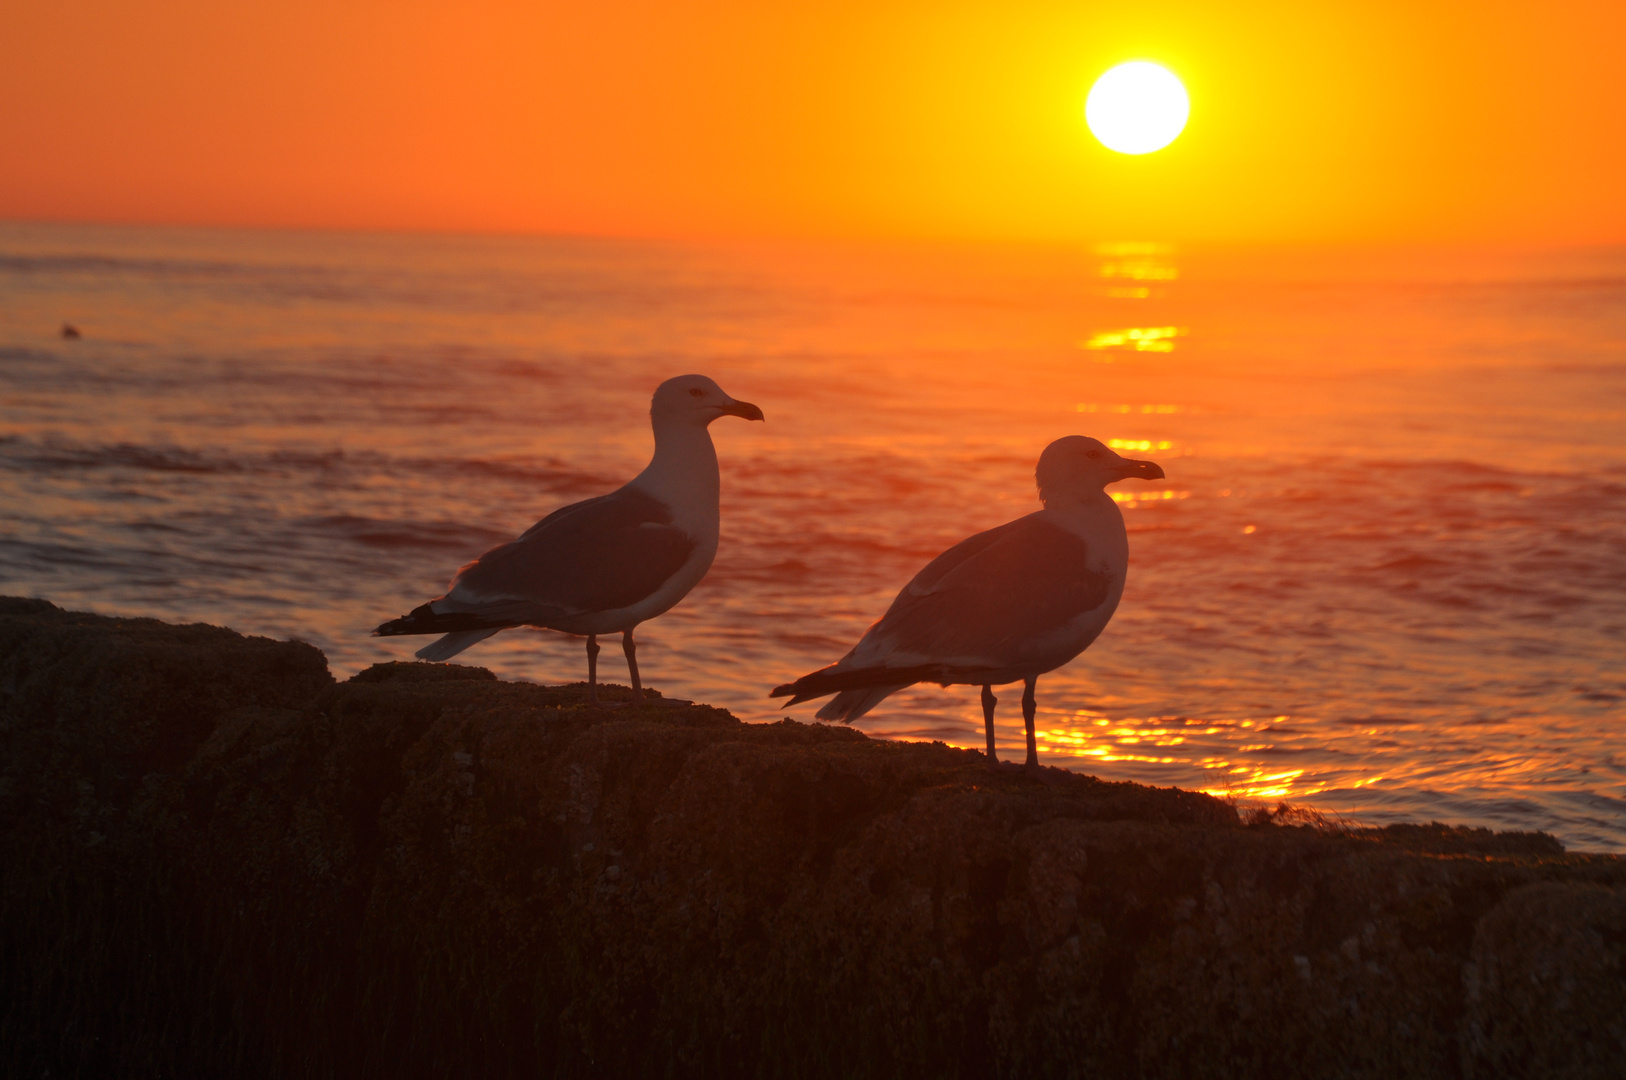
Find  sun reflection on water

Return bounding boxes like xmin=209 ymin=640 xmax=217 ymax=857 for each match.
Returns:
xmin=1094 ymin=242 xmax=1179 ymax=299
xmin=1076 ymin=403 xmax=1184 ymax=414
xmin=1082 ymin=326 xmax=1186 ymax=352
xmin=1109 ymin=489 xmax=1188 ymax=505
xmin=1096 ymin=243 xmax=1179 ymax=282
xmin=1028 ymin=711 xmax=1401 ymax=804
xmin=1095 ymin=241 xmax=1171 ymax=256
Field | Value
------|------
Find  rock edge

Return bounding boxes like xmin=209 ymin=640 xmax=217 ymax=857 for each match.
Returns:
xmin=2 ymin=597 xmax=1622 ymax=1079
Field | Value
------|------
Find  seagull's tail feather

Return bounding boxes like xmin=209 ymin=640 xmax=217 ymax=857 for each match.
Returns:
xmin=416 ymin=628 xmax=502 ymax=662
xmin=374 ymin=602 xmax=516 ymax=667
xmin=814 ymin=685 xmax=908 ymax=724
xmin=374 ymin=601 xmax=516 ymax=638
xmin=770 ymin=661 xmax=965 ymax=722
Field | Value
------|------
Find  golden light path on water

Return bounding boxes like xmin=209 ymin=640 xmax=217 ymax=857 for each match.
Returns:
xmin=1038 ymin=715 xmax=1387 ymax=802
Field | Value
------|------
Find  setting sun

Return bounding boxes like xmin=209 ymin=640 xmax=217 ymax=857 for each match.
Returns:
xmin=1085 ymin=61 xmax=1190 ymax=155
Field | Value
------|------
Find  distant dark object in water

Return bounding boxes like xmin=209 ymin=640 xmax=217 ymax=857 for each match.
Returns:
xmin=60 ymin=323 xmax=81 ymax=340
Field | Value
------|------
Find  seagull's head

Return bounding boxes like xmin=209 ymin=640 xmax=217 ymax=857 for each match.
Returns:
xmin=651 ymin=375 xmax=765 ymax=428
xmin=1037 ymin=435 xmax=1165 ymax=505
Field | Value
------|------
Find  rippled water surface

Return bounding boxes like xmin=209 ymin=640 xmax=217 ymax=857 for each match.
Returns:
xmin=3 ymin=223 xmax=1623 ymax=849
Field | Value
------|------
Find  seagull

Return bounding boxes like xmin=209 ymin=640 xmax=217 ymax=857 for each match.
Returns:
xmin=770 ymin=436 xmax=1164 ymax=767
xmin=375 ymin=374 xmax=763 ymax=704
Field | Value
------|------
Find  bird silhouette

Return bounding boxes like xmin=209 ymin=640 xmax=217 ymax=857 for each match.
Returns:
xmin=377 ymin=374 xmax=762 ymax=704
xmin=771 ymin=436 xmax=1163 ymax=767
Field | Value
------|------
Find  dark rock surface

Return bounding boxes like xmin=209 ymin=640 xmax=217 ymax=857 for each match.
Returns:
xmin=2 ymin=596 xmax=1622 ymax=1079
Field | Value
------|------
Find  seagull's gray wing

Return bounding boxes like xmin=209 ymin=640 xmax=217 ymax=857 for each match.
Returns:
xmin=769 ymin=513 xmax=1112 ymax=704
xmin=864 ymin=512 xmax=1112 ymax=665
xmin=448 ymin=486 xmax=696 ymax=616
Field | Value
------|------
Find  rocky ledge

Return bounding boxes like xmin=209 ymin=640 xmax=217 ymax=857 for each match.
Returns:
xmin=2 ymin=597 xmax=1622 ymax=1079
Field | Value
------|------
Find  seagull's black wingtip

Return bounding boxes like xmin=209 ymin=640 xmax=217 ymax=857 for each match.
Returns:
xmin=373 ymin=602 xmax=453 ymax=637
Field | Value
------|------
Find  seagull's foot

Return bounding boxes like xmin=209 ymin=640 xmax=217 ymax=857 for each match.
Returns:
xmin=585 ymin=688 xmax=630 ymax=710
xmin=588 ymin=692 xmax=691 ymax=710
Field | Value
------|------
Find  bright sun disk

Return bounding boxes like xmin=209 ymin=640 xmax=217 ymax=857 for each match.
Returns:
xmin=1086 ymin=62 xmax=1189 ymax=155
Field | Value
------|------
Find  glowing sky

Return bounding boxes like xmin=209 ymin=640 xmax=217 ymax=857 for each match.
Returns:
xmin=2 ymin=0 xmax=1623 ymax=243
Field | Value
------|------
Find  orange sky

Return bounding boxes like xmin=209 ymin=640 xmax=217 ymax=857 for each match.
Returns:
xmin=3 ymin=0 xmax=1623 ymax=244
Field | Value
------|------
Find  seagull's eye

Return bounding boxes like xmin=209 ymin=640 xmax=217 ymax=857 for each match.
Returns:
xmin=1087 ymin=450 xmax=1101 ymax=459
xmin=688 ymin=388 xmax=704 ymax=398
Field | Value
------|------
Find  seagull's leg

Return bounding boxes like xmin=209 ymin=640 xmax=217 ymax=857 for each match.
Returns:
xmin=622 ymin=628 xmax=644 ymax=702
xmin=619 ymin=627 xmax=688 ymax=707
xmin=586 ymin=635 xmax=602 ymax=706
xmin=1022 ymin=676 xmax=1039 ymax=769
xmin=981 ymin=684 xmax=998 ymax=766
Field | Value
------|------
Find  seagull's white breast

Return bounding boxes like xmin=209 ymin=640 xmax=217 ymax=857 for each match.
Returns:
xmin=569 ymin=420 xmax=723 ymax=634
xmin=1030 ymin=494 xmax=1131 ymax=670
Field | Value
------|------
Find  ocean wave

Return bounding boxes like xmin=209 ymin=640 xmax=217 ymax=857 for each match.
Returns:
xmin=0 ymin=435 xmax=620 ymax=492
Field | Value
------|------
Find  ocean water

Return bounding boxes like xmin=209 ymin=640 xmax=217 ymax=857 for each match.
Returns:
xmin=2 ymin=222 xmax=1623 ymax=850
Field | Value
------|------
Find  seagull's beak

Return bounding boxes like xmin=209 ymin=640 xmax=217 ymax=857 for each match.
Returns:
xmin=1116 ymin=458 xmax=1165 ymax=481
xmin=719 ymin=399 xmax=765 ymax=421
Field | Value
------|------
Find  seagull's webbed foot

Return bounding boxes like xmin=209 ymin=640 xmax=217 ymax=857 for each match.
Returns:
xmin=604 ymin=693 xmax=693 ymax=710
xmin=1022 ymin=676 xmax=1040 ymax=771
